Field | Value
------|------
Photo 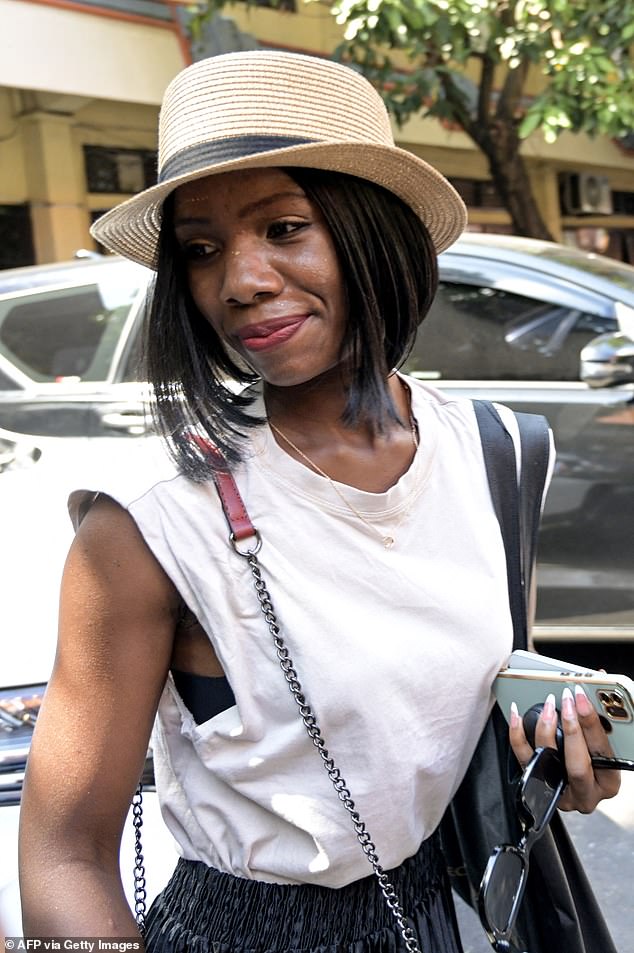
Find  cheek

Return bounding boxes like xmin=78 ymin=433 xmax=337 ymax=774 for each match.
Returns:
xmin=308 ymin=247 xmax=347 ymax=309
xmin=321 ymin=261 xmax=348 ymax=324
xmin=187 ymin=273 xmax=222 ymax=331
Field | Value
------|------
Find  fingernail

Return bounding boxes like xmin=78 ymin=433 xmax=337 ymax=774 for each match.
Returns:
xmin=574 ymin=683 xmax=592 ymax=716
xmin=542 ymin=693 xmax=556 ymax=723
xmin=562 ymin=686 xmax=576 ymax=721
xmin=510 ymin=701 xmax=520 ymax=729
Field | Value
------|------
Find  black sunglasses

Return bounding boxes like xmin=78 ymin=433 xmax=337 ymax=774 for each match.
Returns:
xmin=477 ymin=746 xmax=567 ymax=953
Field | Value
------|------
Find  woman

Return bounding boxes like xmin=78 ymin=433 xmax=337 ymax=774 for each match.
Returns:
xmin=19 ymin=51 xmax=619 ymax=951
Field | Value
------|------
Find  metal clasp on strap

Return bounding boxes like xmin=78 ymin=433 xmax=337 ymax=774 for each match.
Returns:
xmin=230 ymin=529 xmax=262 ymax=557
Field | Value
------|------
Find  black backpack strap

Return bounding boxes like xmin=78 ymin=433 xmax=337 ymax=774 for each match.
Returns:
xmin=472 ymin=400 xmax=550 ymax=651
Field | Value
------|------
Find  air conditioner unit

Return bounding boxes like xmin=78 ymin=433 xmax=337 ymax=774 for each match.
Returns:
xmin=561 ymin=172 xmax=613 ymax=215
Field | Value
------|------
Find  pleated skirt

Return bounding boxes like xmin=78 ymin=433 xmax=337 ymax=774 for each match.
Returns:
xmin=143 ymin=829 xmax=464 ymax=953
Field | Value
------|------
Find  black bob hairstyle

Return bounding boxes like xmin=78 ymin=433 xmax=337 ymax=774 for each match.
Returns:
xmin=145 ymin=167 xmax=439 ymax=480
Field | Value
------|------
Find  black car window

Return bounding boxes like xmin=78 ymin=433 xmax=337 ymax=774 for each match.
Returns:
xmin=404 ymin=283 xmax=618 ymax=381
xmin=0 ymin=276 xmax=142 ymax=384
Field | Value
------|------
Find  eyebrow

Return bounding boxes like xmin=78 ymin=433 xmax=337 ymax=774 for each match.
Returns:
xmin=173 ymin=190 xmax=307 ymax=229
xmin=237 ymin=190 xmax=307 ymax=219
xmin=173 ymin=215 xmax=212 ymax=229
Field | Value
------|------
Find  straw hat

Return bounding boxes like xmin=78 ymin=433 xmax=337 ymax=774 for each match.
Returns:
xmin=91 ymin=50 xmax=467 ymax=268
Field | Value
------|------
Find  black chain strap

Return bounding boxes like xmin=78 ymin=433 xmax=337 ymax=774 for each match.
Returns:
xmin=132 ymin=782 xmax=147 ymax=932
xmin=232 ymin=535 xmax=423 ymax=953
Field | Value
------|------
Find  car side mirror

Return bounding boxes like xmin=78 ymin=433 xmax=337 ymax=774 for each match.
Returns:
xmin=580 ymin=332 xmax=634 ymax=389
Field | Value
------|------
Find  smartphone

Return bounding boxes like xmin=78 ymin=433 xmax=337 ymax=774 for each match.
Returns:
xmin=494 ymin=650 xmax=634 ymax=767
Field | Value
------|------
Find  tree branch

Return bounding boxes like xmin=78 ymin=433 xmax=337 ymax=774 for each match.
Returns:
xmin=437 ymin=70 xmax=482 ymax=143
xmin=496 ymin=57 xmax=530 ymax=122
xmin=478 ymin=54 xmax=496 ymax=126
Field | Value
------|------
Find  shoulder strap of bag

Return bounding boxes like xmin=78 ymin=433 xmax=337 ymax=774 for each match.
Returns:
xmin=472 ymin=399 xmax=550 ymax=651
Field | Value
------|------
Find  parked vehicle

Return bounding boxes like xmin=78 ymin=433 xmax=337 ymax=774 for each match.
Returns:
xmin=0 ymin=256 xmax=150 ymax=437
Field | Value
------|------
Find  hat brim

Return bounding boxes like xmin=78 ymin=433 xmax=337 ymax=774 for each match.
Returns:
xmin=90 ymin=140 xmax=467 ymax=268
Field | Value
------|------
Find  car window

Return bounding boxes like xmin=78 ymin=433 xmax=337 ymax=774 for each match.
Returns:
xmin=404 ymin=282 xmax=618 ymax=381
xmin=0 ymin=273 xmax=143 ymax=384
xmin=119 ymin=318 xmax=144 ymax=383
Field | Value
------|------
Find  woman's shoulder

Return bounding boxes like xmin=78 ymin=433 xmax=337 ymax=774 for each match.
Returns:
xmin=403 ymin=374 xmax=520 ymax=431
xmin=403 ymin=374 xmax=479 ymax=425
xmin=403 ymin=375 xmax=553 ymax=488
xmin=67 ymin=436 xmax=184 ymax=529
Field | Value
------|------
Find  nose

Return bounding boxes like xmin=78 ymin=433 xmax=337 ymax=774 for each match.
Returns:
xmin=220 ymin=239 xmax=283 ymax=305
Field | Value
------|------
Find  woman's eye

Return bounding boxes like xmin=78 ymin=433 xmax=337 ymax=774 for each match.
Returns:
xmin=268 ymin=220 xmax=307 ymax=239
xmin=181 ymin=241 xmax=217 ymax=260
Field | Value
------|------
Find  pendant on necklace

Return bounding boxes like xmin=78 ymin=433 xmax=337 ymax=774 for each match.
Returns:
xmin=383 ymin=536 xmax=395 ymax=549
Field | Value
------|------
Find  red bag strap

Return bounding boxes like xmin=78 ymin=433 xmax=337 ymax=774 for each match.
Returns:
xmin=188 ymin=435 xmax=260 ymax=550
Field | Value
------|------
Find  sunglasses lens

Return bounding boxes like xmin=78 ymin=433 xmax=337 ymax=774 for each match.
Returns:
xmin=522 ymin=748 xmax=565 ymax=832
xmin=483 ymin=848 xmax=524 ymax=935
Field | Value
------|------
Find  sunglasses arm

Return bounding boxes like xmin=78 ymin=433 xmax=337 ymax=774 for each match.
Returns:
xmin=590 ymin=755 xmax=634 ymax=771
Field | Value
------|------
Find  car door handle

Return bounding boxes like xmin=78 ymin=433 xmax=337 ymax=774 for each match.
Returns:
xmin=100 ymin=411 xmax=149 ymax=434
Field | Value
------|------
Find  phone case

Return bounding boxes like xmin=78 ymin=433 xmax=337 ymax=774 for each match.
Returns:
xmin=494 ymin=667 xmax=634 ymax=761
xmin=506 ymin=649 xmax=599 ymax=676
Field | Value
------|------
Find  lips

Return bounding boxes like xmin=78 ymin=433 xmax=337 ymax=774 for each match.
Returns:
xmin=237 ymin=315 xmax=309 ymax=352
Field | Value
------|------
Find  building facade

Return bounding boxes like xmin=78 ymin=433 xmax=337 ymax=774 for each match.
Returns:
xmin=1 ymin=0 xmax=633 ymax=267
xmin=0 ymin=0 xmax=187 ymax=266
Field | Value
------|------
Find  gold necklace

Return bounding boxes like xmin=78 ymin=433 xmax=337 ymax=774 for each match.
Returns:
xmin=268 ymin=416 xmax=420 ymax=550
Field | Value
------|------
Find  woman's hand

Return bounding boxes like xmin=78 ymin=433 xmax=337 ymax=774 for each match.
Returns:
xmin=509 ymin=686 xmax=621 ymax=813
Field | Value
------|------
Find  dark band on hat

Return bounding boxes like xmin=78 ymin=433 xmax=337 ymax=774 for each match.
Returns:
xmin=159 ymin=135 xmax=317 ymax=183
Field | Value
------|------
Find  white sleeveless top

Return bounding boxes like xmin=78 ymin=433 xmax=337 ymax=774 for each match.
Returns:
xmin=69 ymin=380 xmax=530 ymax=888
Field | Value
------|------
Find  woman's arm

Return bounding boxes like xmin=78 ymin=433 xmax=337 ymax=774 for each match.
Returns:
xmin=19 ymin=494 xmax=180 ymax=937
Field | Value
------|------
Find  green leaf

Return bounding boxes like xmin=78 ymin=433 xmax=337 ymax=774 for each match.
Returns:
xmin=518 ymin=108 xmax=544 ymax=139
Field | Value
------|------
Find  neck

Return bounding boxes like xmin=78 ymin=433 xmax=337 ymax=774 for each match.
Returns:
xmin=264 ymin=370 xmax=418 ymax=493
xmin=263 ymin=369 xmax=409 ymax=447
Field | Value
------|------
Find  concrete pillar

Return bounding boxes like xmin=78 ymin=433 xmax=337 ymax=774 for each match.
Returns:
xmin=20 ymin=111 xmax=92 ymax=263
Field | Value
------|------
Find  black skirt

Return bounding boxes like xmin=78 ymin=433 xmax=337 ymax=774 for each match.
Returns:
xmin=143 ymin=829 xmax=464 ymax=953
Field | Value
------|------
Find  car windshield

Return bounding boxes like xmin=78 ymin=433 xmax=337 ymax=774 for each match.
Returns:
xmin=533 ymin=246 xmax=634 ymax=295
xmin=540 ymin=246 xmax=634 ymax=291
xmin=0 ymin=265 xmax=144 ymax=384
xmin=452 ymin=236 xmax=634 ymax=308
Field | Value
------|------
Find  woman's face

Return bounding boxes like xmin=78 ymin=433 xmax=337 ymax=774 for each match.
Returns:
xmin=173 ymin=168 xmax=349 ymax=388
